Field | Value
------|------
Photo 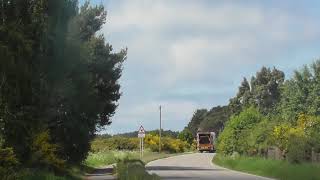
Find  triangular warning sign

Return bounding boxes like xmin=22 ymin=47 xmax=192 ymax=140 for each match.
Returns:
xmin=138 ymin=125 xmax=145 ymax=134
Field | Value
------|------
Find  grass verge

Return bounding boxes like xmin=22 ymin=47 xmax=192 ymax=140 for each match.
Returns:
xmin=17 ymin=164 xmax=94 ymax=179
xmin=84 ymin=150 xmax=179 ymax=168
xmin=84 ymin=151 xmax=138 ymax=168
xmin=14 ymin=151 xmax=179 ymax=179
xmin=84 ymin=150 xmax=181 ymax=179
xmin=213 ymin=154 xmax=320 ymax=180
xmin=17 ymin=169 xmax=80 ymax=180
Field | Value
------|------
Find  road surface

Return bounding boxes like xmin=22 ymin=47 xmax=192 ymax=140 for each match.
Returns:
xmin=146 ymin=153 xmax=273 ymax=180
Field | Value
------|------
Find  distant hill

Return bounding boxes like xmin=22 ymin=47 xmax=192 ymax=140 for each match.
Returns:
xmin=113 ymin=129 xmax=179 ymax=138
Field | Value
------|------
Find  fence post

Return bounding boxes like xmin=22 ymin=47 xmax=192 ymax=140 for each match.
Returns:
xmin=275 ymin=147 xmax=282 ymax=160
xmin=312 ymin=147 xmax=316 ymax=163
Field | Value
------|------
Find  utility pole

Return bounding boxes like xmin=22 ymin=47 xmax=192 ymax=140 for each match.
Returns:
xmin=159 ymin=105 xmax=162 ymax=153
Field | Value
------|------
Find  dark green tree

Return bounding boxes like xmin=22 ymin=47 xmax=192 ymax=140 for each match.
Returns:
xmin=0 ymin=0 xmax=48 ymax=161
xmin=229 ymin=67 xmax=284 ymax=115
xmin=178 ymin=129 xmax=194 ymax=145
xmin=0 ymin=0 xmax=126 ymax=165
xmin=251 ymin=67 xmax=285 ymax=114
xmin=199 ymin=106 xmax=230 ymax=135
xmin=229 ymin=78 xmax=251 ymax=115
xmin=186 ymin=109 xmax=208 ymax=136
xmin=43 ymin=1 xmax=126 ymax=163
xmin=279 ymin=60 xmax=320 ymax=122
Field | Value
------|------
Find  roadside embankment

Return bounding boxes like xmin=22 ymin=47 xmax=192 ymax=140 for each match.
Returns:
xmin=213 ymin=154 xmax=320 ymax=180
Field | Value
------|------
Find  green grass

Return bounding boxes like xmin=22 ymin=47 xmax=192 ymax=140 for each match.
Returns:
xmin=84 ymin=150 xmax=178 ymax=180
xmin=9 ymin=151 xmax=177 ymax=180
xmin=213 ymin=154 xmax=320 ymax=180
xmin=84 ymin=151 xmax=139 ymax=167
xmin=18 ymin=169 xmax=80 ymax=180
xmin=16 ymin=164 xmax=95 ymax=180
xmin=14 ymin=151 xmax=180 ymax=180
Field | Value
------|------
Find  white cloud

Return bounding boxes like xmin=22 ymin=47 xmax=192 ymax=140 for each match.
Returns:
xmin=106 ymin=1 xmax=264 ymax=32
xmin=105 ymin=1 xmax=319 ymax=82
xmin=100 ymin=0 xmax=320 ymax=133
xmin=167 ymin=36 xmax=256 ymax=81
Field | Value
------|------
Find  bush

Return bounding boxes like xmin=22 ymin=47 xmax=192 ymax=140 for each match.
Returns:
xmin=302 ymin=114 xmax=320 ymax=152
xmin=89 ymin=135 xmax=191 ymax=155
xmin=0 ymin=147 xmax=19 ymax=179
xmin=84 ymin=151 xmax=138 ymax=168
xmin=17 ymin=169 xmax=76 ymax=180
xmin=272 ymin=114 xmax=316 ymax=162
xmin=178 ymin=129 xmax=194 ymax=145
xmin=217 ymin=107 xmax=265 ymax=155
xmin=272 ymin=123 xmax=292 ymax=153
xmin=287 ymin=133 xmax=307 ymax=163
xmin=116 ymin=159 xmax=159 ymax=180
xmin=144 ymin=134 xmax=190 ymax=153
xmin=91 ymin=137 xmax=139 ymax=152
xmin=144 ymin=134 xmax=159 ymax=152
xmin=30 ymin=131 xmax=65 ymax=170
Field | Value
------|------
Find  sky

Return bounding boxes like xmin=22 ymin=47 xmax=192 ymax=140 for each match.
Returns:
xmin=81 ymin=0 xmax=320 ymax=134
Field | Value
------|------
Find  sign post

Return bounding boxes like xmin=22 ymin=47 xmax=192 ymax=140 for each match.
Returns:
xmin=138 ymin=125 xmax=145 ymax=158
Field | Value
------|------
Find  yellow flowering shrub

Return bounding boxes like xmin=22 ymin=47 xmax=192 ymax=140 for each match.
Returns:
xmin=31 ymin=130 xmax=65 ymax=170
xmin=272 ymin=123 xmax=291 ymax=152
xmin=0 ymin=147 xmax=19 ymax=179
xmin=272 ymin=115 xmax=309 ymax=163
xmin=90 ymin=134 xmax=192 ymax=154
xmin=144 ymin=134 xmax=189 ymax=153
xmin=91 ymin=137 xmax=139 ymax=152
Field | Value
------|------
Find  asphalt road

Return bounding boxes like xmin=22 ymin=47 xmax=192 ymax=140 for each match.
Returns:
xmin=146 ymin=153 xmax=273 ymax=180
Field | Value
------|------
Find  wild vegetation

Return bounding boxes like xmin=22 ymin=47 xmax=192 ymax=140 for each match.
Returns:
xmin=217 ymin=62 xmax=320 ymax=162
xmin=114 ymin=130 xmax=179 ymax=138
xmin=91 ymin=132 xmax=195 ymax=154
xmin=184 ymin=61 xmax=320 ymax=178
xmin=84 ymin=135 xmax=187 ymax=179
xmin=186 ymin=62 xmax=320 ymax=161
xmin=0 ymin=0 xmax=126 ymax=179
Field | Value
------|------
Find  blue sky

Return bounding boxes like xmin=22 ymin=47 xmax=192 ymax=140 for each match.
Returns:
xmin=81 ymin=0 xmax=320 ymax=134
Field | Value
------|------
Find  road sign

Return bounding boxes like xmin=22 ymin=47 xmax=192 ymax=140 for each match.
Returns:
xmin=138 ymin=125 xmax=145 ymax=138
xmin=138 ymin=125 xmax=145 ymax=158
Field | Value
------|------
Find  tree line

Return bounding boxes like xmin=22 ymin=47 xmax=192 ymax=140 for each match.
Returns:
xmin=184 ymin=61 xmax=320 ymax=163
xmin=0 ymin=0 xmax=126 ymax=175
xmin=113 ymin=130 xmax=179 ymax=138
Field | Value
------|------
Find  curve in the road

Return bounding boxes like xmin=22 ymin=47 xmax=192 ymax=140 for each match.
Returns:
xmin=146 ymin=153 xmax=273 ymax=180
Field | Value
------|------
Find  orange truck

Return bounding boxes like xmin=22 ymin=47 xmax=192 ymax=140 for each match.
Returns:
xmin=197 ymin=132 xmax=216 ymax=153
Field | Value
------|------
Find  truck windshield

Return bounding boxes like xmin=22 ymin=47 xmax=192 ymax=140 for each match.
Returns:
xmin=199 ymin=136 xmax=210 ymax=144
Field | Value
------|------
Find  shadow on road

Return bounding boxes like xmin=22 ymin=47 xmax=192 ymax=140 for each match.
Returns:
xmin=147 ymin=166 xmax=225 ymax=171
xmin=159 ymin=176 xmax=204 ymax=180
xmin=87 ymin=167 xmax=113 ymax=175
xmin=85 ymin=166 xmax=115 ymax=180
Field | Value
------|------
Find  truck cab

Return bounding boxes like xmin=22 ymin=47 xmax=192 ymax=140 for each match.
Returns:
xmin=196 ymin=132 xmax=215 ymax=153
